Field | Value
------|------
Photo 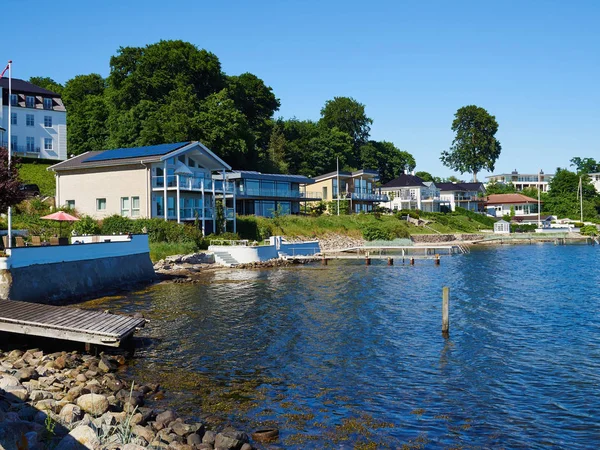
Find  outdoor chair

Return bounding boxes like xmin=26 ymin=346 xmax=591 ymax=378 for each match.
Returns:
xmin=31 ymin=236 xmax=42 ymax=246
xmin=49 ymin=237 xmax=59 ymax=246
xmin=15 ymin=237 xmax=26 ymax=247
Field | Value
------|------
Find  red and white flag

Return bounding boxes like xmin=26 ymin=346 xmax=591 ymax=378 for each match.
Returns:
xmin=0 ymin=62 xmax=9 ymax=79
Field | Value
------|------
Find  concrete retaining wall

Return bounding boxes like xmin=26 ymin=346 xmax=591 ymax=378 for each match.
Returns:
xmin=411 ymin=234 xmax=484 ymax=243
xmin=0 ymin=235 xmax=155 ymax=304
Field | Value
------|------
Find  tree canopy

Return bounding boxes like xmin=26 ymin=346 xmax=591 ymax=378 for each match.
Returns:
xmin=441 ymin=105 xmax=501 ymax=182
xmin=545 ymin=168 xmax=599 ymax=219
xmin=0 ymin=148 xmax=26 ymax=214
xmin=570 ymin=157 xmax=599 ymax=174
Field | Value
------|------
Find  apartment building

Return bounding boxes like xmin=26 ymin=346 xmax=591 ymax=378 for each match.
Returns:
xmin=486 ymin=170 xmax=554 ymax=192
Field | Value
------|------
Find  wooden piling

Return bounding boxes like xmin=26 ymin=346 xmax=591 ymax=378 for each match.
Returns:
xmin=387 ymin=257 xmax=394 ymax=266
xmin=321 ymin=256 xmax=328 ymax=266
xmin=410 ymin=257 xmax=415 ymax=265
xmin=434 ymin=254 xmax=440 ymax=265
xmin=365 ymin=257 xmax=371 ymax=266
xmin=442 ymin=287 xmax=449 ymax=337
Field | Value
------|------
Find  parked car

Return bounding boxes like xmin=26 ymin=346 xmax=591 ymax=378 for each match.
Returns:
xmin=19 ymin=184 xmax=40 ymax=198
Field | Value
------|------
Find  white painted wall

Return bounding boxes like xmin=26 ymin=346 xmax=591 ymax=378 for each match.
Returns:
xmin=209 ymin=239 xmax=321 ymax=263
xmin=6 ymin=235 xmax=149 ymax=269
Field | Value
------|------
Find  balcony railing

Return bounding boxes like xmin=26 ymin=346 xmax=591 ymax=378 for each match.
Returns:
xmin=236 ymin=187 xmax=322 ymax=199
xmin=2 ymin=142 xmax=42 ymax=156
xmin=335 ymin=191 xmax=388 ymax=201
xmin=151 ymin=175 xmax=234 ymax=193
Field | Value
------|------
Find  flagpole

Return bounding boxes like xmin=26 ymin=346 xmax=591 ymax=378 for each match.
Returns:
xmin=336 ymin=157 xmax=340 ymax=216
xmin=579 ymin=176 xmax=583 ymax=223
xmin=537 ymin=170 xmax=541 ymax=228
xmin=7 ymin=60 xmax=12 ymax=249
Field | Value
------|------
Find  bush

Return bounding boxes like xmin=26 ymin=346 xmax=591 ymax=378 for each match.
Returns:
xmin=362 ymin=225 xmax=394 ymax=241
xmin=580 ymin=225 xmax=598 ymax=236
xmin=573 ymin=222 xmax=584 ymax=228
xmin=510 ymin=223 xmax=537 ymax=233
xmin=73 ymin=215 xmax=100 ymax=235
xmin=455 ymin=207 xmax=496 ymax=227
xmin=395 ymin=209 xmax=419 ymax=220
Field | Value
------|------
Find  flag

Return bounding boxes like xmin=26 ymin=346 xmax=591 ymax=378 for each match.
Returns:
xmin=0 ymin=62 xmax=9 ymax=79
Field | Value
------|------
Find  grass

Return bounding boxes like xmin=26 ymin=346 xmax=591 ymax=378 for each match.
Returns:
xmin=18 ymin=162 xmax=55 ymax=196
xmin=149 ymin=241 xmax=199 ymax=262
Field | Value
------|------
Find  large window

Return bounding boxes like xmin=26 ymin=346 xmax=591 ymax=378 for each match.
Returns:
xmin=10 ymin=94 xmax=18 ymax=106
xmin=156 ymin=196 xmax=164 ymax=216
xmin=132 ymin=197 xmax=140 ymax=217
xmin=10 ymin=136 xmax=17 ymax=151
xmin=10 ymin=113 xmax=17 ymax=125
xmin=261 ymin=181 xmax=275 ymax=196
xmin=276 ymin=182 xmax=289 ymax=197
xmin=44 ymin=138 xmax=53 ymax=150
xmin=96 ymin=198 xmax=106 ymax=211
xmin=26 ymin=96 xmax=35 ymax=108
xmin=43 ymin=98 xmax=53 ymax=110
xmin=44 ymin=116 xmax=52 ymax=127
xmin=246 ymin=179 xmax=260 ymax=196
xmin=121 ymin=197 xmax=130 ymax=217
xmin=26 ymin=137 xmax=35 ymax=152
xmin=26 ymin=114 xmax=34 ymax=127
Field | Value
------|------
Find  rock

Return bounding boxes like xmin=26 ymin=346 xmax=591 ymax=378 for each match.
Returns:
xmin=99 ymin=355 xmax=117 ymax=373
xmin=34 ymin=399 xmax=58 ymax=412
xmin=59 ymin=403 xmax=83 ymax=424
xmin=122 ymin=444 xmax=147 ymax=450
xmin=76 ymin=374 xmax=88 ymax=383
xmin=240 ymin=444 xmax=253 ymax=450
xmin=30 ymin=390 xmax=53 ymax=402
xmin=55 ymin=425 xmax=100 ymax=450
xmin=187 ymin=433 xmax=202 ymax=446
xmin=0 ymin=374 xmax=20 ymax=389
xmin=77 ymin=393 xmax=109 ymax=415
xmin=3 ymin=384 xmax=29 ymax=402
xmin=202 ymin=430 xmax=216 ymax=445
xmin=55 ymin=355 xmax=67 ymax=370
xmin=156 ymin=409 xmax=178 ymax=426
xmin=7 ymin=349 xmax=24 ymax=360
xmin=172 ymin=421 xmax=194 ymax=436
xmin=132 ymin=424 xmax=155 ymax=443
xmin=105 ymin=377 xmax=124 ymax=392
xmin=214 ymin=430 xmax=249 ymax=450
xmin=14 ymin=367 xmax=37 ymax=381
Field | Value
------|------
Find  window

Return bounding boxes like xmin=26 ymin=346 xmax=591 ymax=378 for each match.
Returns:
xmin=26 ymin=137 xmax=35 ymax=152
xmin=178 ymin=155 xmax=186 ymax=164
xmin=44 ymin=138 xmax=53 ymax=150
xmin=10 ymin=113 xmax=17 ymax=125
xmin=26 ymin=96 xmax=35 ymax=108
xmin=10 ymin=94 xmax=18 ymax=106
xmin=156 ymin=196 xmax=164 ymax=216
xmin=26 ymin=114 xmax=34 ymax=127
xmin=43 ymin=98 xmax=53 ymax=110
xmin=188 ymin=159 xmax=195 ymax=168
xmin=121 ymin=197 xmax=130 ymax=217
xmin=44 ymin=116 xmax=52 ymax=127
xmin=66 ymin=200 xmax=75 ymax=209
xmin=322 ymin=186 xmax=328 ymax=200
xmin=131 ymin=197 xmax=140 ymax=217
xmin=10 ymin=136 xmax=17 ymax=151
xmin=96 ymin=198 xmax=106 ymax=211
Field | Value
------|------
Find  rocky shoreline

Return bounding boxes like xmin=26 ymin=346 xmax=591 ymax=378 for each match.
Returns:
xmin=0 ymin=349 xmax=271 ymax=450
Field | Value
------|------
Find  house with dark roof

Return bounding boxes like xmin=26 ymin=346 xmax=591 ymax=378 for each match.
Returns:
xmin=437 ymin=182 xmax=486 ymax=212
xmin=1 ymin=78 xmax=67 ymax=160
xmin=306 ymin=169 xmax=388 ymax=213
xmin=378 ymin=174 xmax=442 ymax=212
xmin=212 ymin=170 xmax=321 ymax=217
xmin=48 ymin=142 xmax=236 ymax=234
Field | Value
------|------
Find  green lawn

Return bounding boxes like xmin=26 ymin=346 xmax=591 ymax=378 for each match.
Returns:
xmin=18 ymin=163 xmax=55 ymax=196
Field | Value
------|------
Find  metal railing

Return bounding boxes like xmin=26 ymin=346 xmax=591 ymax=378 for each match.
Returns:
xmin=151 ymin=175 xmax=234 ymax=193
xmin=209 ymin=239 xmax=249 ymax=246
xmin=237 ymin=187 xmax=322 ymax=199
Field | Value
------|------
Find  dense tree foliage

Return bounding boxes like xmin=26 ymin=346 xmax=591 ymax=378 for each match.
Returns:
xmin=415 ymin=171 xmax=434 ymax=182
xmin=0 ymin=148 xmax=26 ymax=213
xmin=570 ymin=157 xmax=599 ymax=174
xmin=30 ymin=40 xmax=413 ymax=182
xmin=544 ymin=168 xmax=599 ymax=219
xmin=485 ymin=181 xmax=516 ymax=195
xmin=441 ymin=105 xmax=501 ymax=182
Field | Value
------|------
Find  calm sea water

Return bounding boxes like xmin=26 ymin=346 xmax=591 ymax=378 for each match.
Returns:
xmin=83 ymin=244 xmax=600 ymax=448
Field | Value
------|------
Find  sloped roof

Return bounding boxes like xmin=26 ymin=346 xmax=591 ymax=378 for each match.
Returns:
xmin=0 ymin=78 xmax=61 ymax=97
xmin=485 ymin=193 xmax=538 ymax=205
xmin=437 ymin=182 xmax=485 ymax=192
xmin=381 ymin=174 xmax=426 ymax=188
xmin=84 ymin=142 xmax=190 ymax=163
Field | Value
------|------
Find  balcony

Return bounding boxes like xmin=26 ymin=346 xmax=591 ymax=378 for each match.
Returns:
xmin=152 ymin=175 xmax=234 ymax=193
xmin=2 ymin=142 xmax=42 ymax=157
xmin=236 ymin=187 xmax=322 ymax=200
xmin=337 ymin=190 xmax=388 ymax=201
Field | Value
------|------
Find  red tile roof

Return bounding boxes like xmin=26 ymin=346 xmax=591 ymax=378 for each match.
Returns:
xmin=485 ymin=193 xmax=539 ymax=205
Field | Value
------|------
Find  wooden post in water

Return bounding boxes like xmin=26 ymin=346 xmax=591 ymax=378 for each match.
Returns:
xmin=442 ymin=287 xmax=449 ymax=337
xmin=410 ymin=257 xmax=415 ymax=265
xmin=365 ymin=257 xmax=371 ymax=266
xmin=387 ymin=257 xmax=394 ymax=266
xmin=435 ymin=254 xmax=440 ymax=265
xmin=321 ymin=256 xmax=328 ymax=266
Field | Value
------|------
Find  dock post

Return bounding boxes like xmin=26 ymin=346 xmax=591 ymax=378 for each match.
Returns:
xmin=387 ymin=257 xmax=394 ymax=266
xmin=442 ymin=287 xmax=449 ymax=337
xmin=365 ymin=257 xmax=371 ymax=266
xmin=410 ymin=257 xmax=415 ymax=265
xmin=435 ymin=254 xmax=440 ymax=265
xmin=321 ymin=256 xmax=328 ymax=266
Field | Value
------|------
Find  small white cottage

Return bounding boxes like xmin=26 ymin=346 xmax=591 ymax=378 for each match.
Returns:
xmin=494 ymin=219 xmax=511 ymax=234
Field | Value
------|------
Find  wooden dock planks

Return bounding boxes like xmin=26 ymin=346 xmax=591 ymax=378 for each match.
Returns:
xmin=0 ymin=300 xmax=146 ymax=347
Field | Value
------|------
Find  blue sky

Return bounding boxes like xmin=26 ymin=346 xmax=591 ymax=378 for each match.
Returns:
xmin=3 ymin=0 xmax=599 ymax=179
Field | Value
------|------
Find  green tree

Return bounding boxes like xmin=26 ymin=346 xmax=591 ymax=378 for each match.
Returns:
xmin=415 ymin=171 xmax=434 ymax=182
xmin=264 ymin=122 xmax=289 ymax=173
xmin=360 ymin=141 xmax=416 ymax=184
xmin=441 ymin=105 xmax=502 ymax=182
xmin=485 ymin=181 xmax=516 ymax=195
xmin=570 ymin=157 xmax=599 ymax=174
xmin=0 ymin=148 xmax=26 ymax=213
xmin=29 ymin=77 xmax=64 ymax=95
xmin=544 ymin=168 xmax=599 ymax=219
xmin=320 ymin=97 xmax=372 ymax=166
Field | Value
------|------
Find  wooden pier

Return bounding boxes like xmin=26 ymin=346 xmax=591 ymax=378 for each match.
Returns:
xmin=0 ymin=300 xmax=146 ymax=347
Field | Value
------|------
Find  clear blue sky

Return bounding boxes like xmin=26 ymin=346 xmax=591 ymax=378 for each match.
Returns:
xmin=3 ymin=0 xmax=599 ymax=179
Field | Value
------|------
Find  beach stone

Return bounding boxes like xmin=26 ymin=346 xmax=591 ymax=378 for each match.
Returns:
xmin=156 ymin=409 xmax=178 ymax=426
xmin=35 ymin=399 xmax=58 ymax=412
xmin=240 ymin=444 xmax=252 ymax=450
xmin=214 ymin=430 xmax=249 ymax=450
xmin=172 ymin=421 xmax=194 ymax=436
xmin=55 ymin=425 xmax=100 ymax=450
xmin=99 ymin=355 xmax=117 ymax=373
xmin=77 ymin=393 xmax=109 ymax=415
xmin=4 ymin=385 xmax=29 ymax=402
xmin=0 ymin=374 xmax=20 ymax=389
xmin=55 ymin=355 xmax=67 ymax=370
xmin=14 ymin=367 xmax=37 ymax=381
xmin=7 ymin=350 xmax=24 ymax=360
xmin=59 ymin=403 xmax=83 ymax=424
xmin=202 ymin=430 xmax=216 ymax=445
xmin=76 ymin=373 xmax=88 ymax=383
xmin=122 ymin=444 xmax=147 ymax=450
xmin=187 ymin=433 xmax=202 ymax=446
xmin=133 ymin=424 xmax=155 ymax=443
xmin=30 ymin=390 xmax=53 ymax=402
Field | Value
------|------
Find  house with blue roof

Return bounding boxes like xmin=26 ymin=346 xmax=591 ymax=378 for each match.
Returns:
xmin=49 ymin=141 xmax=236 ymax=234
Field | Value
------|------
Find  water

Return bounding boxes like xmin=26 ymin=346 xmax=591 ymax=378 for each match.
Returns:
xmin=83 ymin=244 xmax=600 ymax=448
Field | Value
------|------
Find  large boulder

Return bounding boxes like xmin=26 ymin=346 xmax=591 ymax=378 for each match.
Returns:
xmin=54 ymin=425 xmax=100 ymax=450
xmin=214 ymin=430 xmax=249 ymax=450
xmin=59 ymin=403 xmax=83 ymax=424
xmin=77 ymin=393 xmax=109 ymax=415
xmin=0 ymin=375 xmax=20 ymax=390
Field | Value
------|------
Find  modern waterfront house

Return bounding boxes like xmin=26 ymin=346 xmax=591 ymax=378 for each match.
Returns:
xmin=212 ymin=171 xmax=321 ymax=217
xmin=48 ymin=141 xmax=236 ymax=234
xmin=0 ymin=78 xmax=67 ymax=161
xmin=486 ymin=170 xmax=554 ymax=192
xmin=378 ymin=174 xmax=442 ymax=212
xmin=485 ymin=193 xmax=540 ymax=218
xmin=308 ymin=169 xmax=388 ymax=213
xmin=437 ymin=182 xmax=486 ymax=212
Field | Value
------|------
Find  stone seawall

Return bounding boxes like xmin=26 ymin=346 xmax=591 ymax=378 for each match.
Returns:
xmin=411 ymin=234 xmax=484 ymax=243
xmin=6 ymin=253 xmax=156 ymax=304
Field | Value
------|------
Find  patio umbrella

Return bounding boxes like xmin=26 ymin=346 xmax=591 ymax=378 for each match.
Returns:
xmin=41 ymin=211 xmax=79 ymax=238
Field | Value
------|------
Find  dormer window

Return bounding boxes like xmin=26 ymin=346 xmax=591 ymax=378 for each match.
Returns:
xmin=26 ymin=96 xmax=35 ymax=108
xmin=10 ymin=94 xmax=18 ymax=106
xmin=43 ymin=98 xmax=53 ymax=110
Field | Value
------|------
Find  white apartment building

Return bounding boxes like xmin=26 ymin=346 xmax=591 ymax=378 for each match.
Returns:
xmin=486 ymin=169 xmax=554 ymax=192
xmin=0 ymin=78 xmax=67 ymax=161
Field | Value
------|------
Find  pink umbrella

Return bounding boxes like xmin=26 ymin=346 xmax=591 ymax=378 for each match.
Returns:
xmin=41 ymin=211 xmax=79 ymax=237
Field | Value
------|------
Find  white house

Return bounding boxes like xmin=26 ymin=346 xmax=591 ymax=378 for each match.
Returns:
xmin=486 ymin=169 xmax=554 ymax=193
xmin=0 ymin=78 xmax=67 ymax=160
xmin=494 ymin=220 xmax=511 ymax=234
xmin=485 ymin=193 xmax=540 ymax=218
xmin=49 ymin=141 xmax=236 ymax=235
xmin=437 ymin=182 xmax=486 ymax=212
xmin=379 ymin=174 xmax=442 ymax=212
xmin=589 ymin=172 xmax=600 ymax=193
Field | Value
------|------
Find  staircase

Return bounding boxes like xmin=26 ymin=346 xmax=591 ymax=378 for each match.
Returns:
xmin=213 ymin=251 xmax=240 ymax=267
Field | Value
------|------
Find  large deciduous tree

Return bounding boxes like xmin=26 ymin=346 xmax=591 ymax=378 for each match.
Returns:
xmin=29 ymin=77 xmax=64 ymax=95
xmin=544 ymin=168 xmax=599 ymax=219
xmin=320 ymin=97 xmax=372 ymax=167
xmin=360 ymin=141 xmax=416 ymax=184
xmin=441 ymin=105 xmax=501 ymax=182
xmin=0 ymin=148 xmax=26 ymax=213
xmin=570 ymin=157 xmax=599 ymax=174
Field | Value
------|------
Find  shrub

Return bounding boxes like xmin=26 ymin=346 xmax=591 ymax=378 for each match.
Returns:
xmin=573 ymin=222 xmax=584 ymax=228
xmin=74 ymin=215 xmax=100 ymax=235
xmin=580 ymin=225 xmax=598 ymax=236
xmin=362 ymin=225 xmax=393 ymax=241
